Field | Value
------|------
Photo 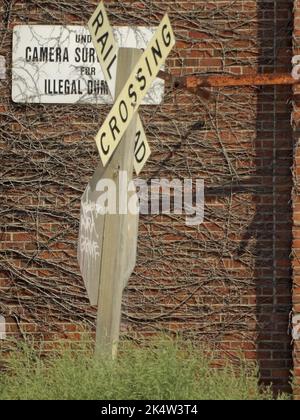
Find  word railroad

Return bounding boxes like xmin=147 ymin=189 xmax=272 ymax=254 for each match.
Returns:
xmin=88 ymin=1 xmax=175 ymax=168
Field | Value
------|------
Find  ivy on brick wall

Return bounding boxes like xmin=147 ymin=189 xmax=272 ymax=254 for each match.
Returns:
xmin=0 ymin=0 xmax=294 ymax=393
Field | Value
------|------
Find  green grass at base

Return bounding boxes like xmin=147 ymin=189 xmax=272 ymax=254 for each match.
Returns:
xmin=0 ymin=337 xmax=290 ymax=400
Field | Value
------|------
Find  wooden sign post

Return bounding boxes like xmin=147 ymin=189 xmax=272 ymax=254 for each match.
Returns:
xmin=78 ymin=1 xmax=175 ymax=357
xmin=95 ymin=48 xmax=141 ymax=356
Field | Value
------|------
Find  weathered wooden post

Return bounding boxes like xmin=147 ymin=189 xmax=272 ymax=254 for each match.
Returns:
xmin=78 ymin=1 xmax=175 ymax=358
xmin=95 ymin=48 xmax=141 ymax=356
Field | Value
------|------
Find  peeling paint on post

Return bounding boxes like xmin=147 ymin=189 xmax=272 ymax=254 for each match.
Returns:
xmin=0 ymin=315 xmax=6 ymax=339
xmin=0 ymin=56 xmax=6 ymax=80
xmin=293 ymin=314 xmax=300 ymax=340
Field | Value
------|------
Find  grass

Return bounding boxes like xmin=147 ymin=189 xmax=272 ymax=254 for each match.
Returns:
xmin=0 ymin=336 xmax=290 ymax=400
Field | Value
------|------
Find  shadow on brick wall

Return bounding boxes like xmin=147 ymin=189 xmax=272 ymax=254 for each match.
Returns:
xmin=239 ymin=0 xmax=293 ymax=394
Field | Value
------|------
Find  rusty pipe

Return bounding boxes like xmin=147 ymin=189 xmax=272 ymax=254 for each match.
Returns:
xmin=184 ymin=73 xmax=298 ymax=89
xmin=158 ymin=71 xmax=298 ymax=98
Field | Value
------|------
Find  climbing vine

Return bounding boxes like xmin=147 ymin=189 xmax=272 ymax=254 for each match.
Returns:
xmin=0 ymin=0 xmax=293 ymax=362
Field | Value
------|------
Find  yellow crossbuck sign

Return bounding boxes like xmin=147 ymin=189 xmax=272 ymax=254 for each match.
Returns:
xmin=88 ymin=1 xmax=175 ymax=168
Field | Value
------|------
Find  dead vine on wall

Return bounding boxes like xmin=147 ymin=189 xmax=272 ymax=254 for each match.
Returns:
xmin=0 ymin=1 xmax=293 ymax=357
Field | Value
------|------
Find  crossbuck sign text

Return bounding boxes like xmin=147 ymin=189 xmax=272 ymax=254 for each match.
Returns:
xmin=89 ymin=4 xmax=175 ymax=166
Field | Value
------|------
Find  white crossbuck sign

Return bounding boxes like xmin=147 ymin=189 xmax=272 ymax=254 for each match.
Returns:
xmin=78 ymin=1 xmax=175 ymax=355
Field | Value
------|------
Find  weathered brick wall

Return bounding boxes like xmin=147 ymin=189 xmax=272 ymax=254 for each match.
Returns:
xmin=293 ymin=0 xmax=300 ymax=401
xmin=0 ymin=0 xmax=296 ymax=396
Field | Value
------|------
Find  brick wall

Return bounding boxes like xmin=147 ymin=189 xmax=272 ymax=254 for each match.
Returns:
xmin=293 ymin=0 xmax=300 ymax=402
xmin=0 ymin=0 xmax=296 ymax=397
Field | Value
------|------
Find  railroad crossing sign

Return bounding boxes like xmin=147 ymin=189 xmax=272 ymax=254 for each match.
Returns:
xmin=89 ymin=2 xmax=175 ymax=167
xmin=88 ymin=1 xmax=152 ymax=175
xmin=78 ymin=1 xmax=175 ymax=356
